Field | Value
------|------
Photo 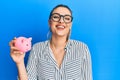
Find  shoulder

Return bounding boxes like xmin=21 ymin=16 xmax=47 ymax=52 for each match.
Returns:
xmin=69 ymin=39 xmax=91 ymax=59
xmin=69 ymin=39 xmax=90 ymax=54
xmin=69 ymin=39 xmax=88 ymax=48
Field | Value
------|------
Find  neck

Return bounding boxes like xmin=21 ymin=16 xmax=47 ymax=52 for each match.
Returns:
xmin=50 ymin=35 xmax=67 ymax=50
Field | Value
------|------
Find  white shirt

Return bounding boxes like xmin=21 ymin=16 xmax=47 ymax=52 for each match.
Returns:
xmin=26 ymin=39 xmax=92 ymax=80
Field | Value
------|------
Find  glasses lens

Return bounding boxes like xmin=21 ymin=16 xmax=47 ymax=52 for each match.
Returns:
xmin=64 ymin=15 xmax=72 ymax=23
xmin=51 ymin=13 xmax=60 ymax=22
xmin=51 ymin=13 xmax=73 ymax=23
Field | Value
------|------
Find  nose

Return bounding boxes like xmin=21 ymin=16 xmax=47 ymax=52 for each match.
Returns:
xmin=59 ymin=16 xmax=64 ymax=23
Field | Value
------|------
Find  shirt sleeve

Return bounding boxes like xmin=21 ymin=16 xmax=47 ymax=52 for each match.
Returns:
xmin=81 ymin=44 xmax=93 ymax=80
xmin=26 ymin=45 xmax=38 ymax=80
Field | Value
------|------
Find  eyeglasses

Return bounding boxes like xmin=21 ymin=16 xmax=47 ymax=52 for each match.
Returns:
xmin=50 ymin=13 xmax=73 ymax=23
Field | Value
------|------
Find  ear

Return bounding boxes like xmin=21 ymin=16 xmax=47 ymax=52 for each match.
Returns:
xmin=70 ymin=27 xmax=71 ymax=30
xmin=48 ymin=20 xmax=51 ymax=27
xmin=28 ymin=37 xmax=32 ymax=41
xmin=69 ymin=22 xmax=72 ymax=30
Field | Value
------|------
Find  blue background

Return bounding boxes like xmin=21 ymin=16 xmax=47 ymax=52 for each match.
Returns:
xmin=0 ymin=0 xmax=120 ymax=80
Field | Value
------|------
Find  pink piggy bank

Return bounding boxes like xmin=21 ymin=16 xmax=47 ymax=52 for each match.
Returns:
xmin=14 ymin=37 xmax=32 ymax=53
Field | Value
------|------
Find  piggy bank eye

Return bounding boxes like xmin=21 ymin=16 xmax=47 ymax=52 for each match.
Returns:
xmin=26 ymin=44 xmax=28 ymax=46
xmin=21 ymin=40 xmax=24 ymax=43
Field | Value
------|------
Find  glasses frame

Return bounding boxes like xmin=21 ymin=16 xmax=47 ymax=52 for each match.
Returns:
xmin=50 ymin=13 xmax=73 ymax=23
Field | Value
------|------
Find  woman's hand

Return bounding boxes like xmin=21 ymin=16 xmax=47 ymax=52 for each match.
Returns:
xmin=9 ymin=37 xmax=25 ymax=64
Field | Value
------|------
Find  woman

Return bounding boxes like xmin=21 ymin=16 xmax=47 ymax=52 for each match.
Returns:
xmin=9 ymin=4 xmax=92 ymax=80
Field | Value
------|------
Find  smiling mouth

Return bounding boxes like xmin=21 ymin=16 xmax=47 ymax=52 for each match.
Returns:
xmin=56 ymin=25 xmax=65 ymax=29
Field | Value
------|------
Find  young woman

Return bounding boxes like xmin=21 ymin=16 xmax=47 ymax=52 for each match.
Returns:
xmin=9 ymin=4 xmax=92 ymax=80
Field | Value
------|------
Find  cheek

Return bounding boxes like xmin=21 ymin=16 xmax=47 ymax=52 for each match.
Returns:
xmin=49 ymin=21 xmax=56 ymax=27
xmin=66 ymin=23 xmax=72 ymax=29
xmin=66 ymin=24 xmax=72 ymax=33
xmin=49 ymin=22 xmax=56 ymax=32
xmin=50 ymin=23 xmax=55 ymax=30
xmin=50 ymin=23 xmax=54 ymax=27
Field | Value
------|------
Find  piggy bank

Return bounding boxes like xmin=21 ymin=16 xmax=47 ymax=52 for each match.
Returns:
xmin=14 ymin=37 xmax=32 ymax=53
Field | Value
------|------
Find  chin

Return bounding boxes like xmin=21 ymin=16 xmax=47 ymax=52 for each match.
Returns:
xmin=57 ymin=33 xmax=67 ymax=37
xmin=57 ymin=34 xmax=64 ymax=37
xmin=56 ymin=32 xmax=64 ymax=35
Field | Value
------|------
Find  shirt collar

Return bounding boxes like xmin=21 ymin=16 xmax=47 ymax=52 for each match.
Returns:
xmin=65 ymin=39 xmax=72 ymax=50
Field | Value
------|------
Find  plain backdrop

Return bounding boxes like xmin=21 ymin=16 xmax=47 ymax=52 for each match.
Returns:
xmin=0 ymin=0 xmax=120 ymax=80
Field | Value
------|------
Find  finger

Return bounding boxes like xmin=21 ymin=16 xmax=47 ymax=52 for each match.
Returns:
xmin=9 ymin=40 xmax=15 ymax=47
xmin=20 ymin=52 xmax=25 ymax=54
xmin=9 ymin=38 xmax=17 ymax=47
xmin=10 ymin=46 xmax=19 ymax=51
xmin=9 ymin=41 xmax=13 ymax=47
xmin=13 ymin=37 xmax=17 ymax=40
xmin=9 ymin=37 xmax=17 ymax=46
xmin=13 ymin=51 xmax=25 ymax=56
xmin=11 ymin=52 xmax=23 ymax=57
xmin=13 ymin=51 xmax=22 ymax=54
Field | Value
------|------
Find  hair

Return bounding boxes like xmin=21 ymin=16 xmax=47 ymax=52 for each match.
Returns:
xmin=49 ymin=4 xmax=72 ymax=20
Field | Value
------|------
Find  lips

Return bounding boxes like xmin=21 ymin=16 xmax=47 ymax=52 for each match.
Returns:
xmin=56 ymin=25 xmax=65 ymax=30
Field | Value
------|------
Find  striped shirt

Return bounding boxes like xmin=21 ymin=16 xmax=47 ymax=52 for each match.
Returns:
xmin=26 ymin=39 xmax=92 ymax=80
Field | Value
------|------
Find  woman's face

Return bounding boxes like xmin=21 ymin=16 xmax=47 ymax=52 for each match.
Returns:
xmin=49 ymin=7 xmax=72 ymax=38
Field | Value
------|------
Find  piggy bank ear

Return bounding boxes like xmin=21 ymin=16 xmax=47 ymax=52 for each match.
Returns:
xmin=28 ymin=37 xmax=32 ymax=41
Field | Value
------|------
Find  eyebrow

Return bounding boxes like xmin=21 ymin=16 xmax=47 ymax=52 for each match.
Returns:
xmin=52 ymin=13 xmax=72 ymax=16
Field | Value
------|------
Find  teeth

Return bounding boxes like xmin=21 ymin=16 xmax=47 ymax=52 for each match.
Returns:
xmin=57 ymin=26 xmax=65 ymax=28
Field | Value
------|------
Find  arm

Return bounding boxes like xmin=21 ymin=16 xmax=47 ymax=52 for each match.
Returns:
xmin=26 ymin=45 xmax=38 ymax=80
xmin=9 ymin=38 xmax=28 ymax=80
xmin=17 ymin=62 xmax=28 ymax=80
xmin=82 ymin=45 xmax=93 ymax=80
xmin=16 ymin=44 xmax=38 ymax=80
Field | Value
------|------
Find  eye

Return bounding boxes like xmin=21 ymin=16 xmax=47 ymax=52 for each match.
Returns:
xmin=64 ymin=16 xmax=71 ymax=21
xmin=53 ymin=15 xmax=60 ymax=19
xmin=21 ymin=40 xmax=24 ymax=43
xmin=51 ymin=13 xmax=60 ymax=21
xmin=65 ymin=17 xmax=70 ymax=20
